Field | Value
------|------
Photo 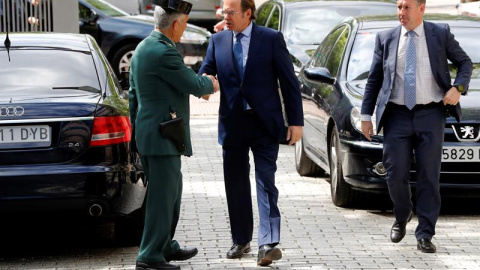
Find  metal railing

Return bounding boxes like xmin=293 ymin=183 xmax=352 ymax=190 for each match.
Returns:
xmin=0 ymin=0 xmax=53 ymax=32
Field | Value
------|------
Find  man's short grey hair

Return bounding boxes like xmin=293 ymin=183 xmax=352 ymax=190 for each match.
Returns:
xmin=154 ymin=6 xmax=185 ymax=30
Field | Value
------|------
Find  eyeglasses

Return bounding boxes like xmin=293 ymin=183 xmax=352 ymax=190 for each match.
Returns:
xmin=220 ymin=9 xmax=242 ymax=17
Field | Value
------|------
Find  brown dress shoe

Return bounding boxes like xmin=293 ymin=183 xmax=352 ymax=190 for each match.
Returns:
xmin=257 ymin=244 xmax=282 ymax=266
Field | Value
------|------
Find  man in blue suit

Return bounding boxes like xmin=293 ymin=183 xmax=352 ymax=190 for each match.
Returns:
xmin=198 ymin=0 xmax=303 ymax=266
xmin=361 ymin=0 xmax=472 ymax=253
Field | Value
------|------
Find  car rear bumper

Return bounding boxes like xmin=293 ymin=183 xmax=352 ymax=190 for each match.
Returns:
xmin=0 ymin=164 xmax=146 ymax=216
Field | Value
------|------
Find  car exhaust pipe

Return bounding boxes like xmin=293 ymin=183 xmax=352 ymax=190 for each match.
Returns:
xmin=88 ymin=203 xmax=103 ymax=217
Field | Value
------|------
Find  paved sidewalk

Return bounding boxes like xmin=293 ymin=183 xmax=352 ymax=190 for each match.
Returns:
xmin=174 ymin=117 xmax=480 ymax=270
xmin=182 ymin=95 xmax=480 ymax=269
xmin=1 ymin=117 xmax=479 ymax=270
xmin=190 ymin=94 xmax=220 ymax=116
xmin=184 ymin=3 xmax=478 ymax=267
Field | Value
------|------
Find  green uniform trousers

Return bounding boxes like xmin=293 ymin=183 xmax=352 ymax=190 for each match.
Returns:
xmin=137 ymin=155 xmax=182 ymax=263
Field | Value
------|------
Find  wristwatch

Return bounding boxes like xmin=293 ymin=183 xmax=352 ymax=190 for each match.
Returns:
xmin=453 ymin=84 xmax=464 ymax=93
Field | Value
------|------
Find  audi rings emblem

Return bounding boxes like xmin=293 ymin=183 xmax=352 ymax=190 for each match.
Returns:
xmin=0 ymin=106 xmax=25 ymax=116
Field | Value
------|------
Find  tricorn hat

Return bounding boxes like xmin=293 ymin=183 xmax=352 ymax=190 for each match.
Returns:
xmin=152 ymin=0 xmax=193 ymax=15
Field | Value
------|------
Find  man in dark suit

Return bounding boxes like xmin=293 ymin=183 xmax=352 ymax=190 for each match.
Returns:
xmin=198 ymin=0 xmax=303 ymax=266
xmin=361 ymin=0 xmax=472 ymax=253
xmin=129 ymin=1 xmax=218 ymax=269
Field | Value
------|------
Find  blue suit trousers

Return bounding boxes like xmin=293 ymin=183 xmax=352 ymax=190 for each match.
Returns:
xmin=222 ymin=113 xmax=280 ymax=247
xmin=383 ymin=103 xmax=445 ymax=240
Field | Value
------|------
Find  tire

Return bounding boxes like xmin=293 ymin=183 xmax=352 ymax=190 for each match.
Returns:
xmin=295 ymin=138 xmax=324 ymax=176
xmin=329 ymin=127 xmax=356 ymax=207
xmin=111 ymin=43 xmax=137 ymax=79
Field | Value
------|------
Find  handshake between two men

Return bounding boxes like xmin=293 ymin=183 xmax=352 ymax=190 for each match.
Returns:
xmin=201 ymin=73 xmax=220 ymax=100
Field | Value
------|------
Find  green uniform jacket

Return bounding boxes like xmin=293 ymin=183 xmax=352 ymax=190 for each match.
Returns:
xmin=129 ymin=31 xmax=214 ymax=156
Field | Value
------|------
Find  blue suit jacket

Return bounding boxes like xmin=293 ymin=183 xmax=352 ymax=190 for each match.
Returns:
xmin=361 ymin=21 xmax=473 ymax=132
xmin=199 ymin=23 xmax=303 ymax=145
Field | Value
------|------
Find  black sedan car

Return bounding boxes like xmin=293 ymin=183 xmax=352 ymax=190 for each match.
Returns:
xmin=79 ymin=0 xmax=211 ymax=77
xmin=254 ymin=0 xmax=397 ymax=73
xmin=0 ymin=33 xmax=146 ymax=243
xmin=295 ymin=15 xmax=480 ymax=207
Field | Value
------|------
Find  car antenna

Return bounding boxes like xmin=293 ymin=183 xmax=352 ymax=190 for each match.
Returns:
xmin=4 ymin=19 xmax=11 ymax=61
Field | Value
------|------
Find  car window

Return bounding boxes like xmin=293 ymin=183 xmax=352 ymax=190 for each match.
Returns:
xmin=0 ymin=50 xmax=101 ymax=95
xmin=79 ymin=3 xmax=94 ymax=21
xmin=346 ymin=30 xmax=377 ymax=81
xmin=448 ymin=27 xmax=480 ymax=79
xmin=266 ymin=6 xmax=280 ymax=30
xmin=346 ymin=26 xmax=480 ymax=82
xmin=311 ymin=26 xmax=346 ymax=68
xmin=83 ymin=0 xmax=128 ymax=17
xmin=325 ymin=27 xmax=350 ymax=77
xmin=283 ymin=5 xmax=396 ymax=45
xmin=255 ymin=3 xmax=274 ymax=26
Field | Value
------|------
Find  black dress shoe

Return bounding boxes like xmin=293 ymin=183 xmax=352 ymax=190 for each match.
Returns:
xmin=417 ymin=239 xmax=436 ymax=253
xmin=390 ymin=212 xmax=413 ymax=243
xmin=136 ymin=260 xmax=180 ymax=270
xmin=257 ymin=244 xmax=282 ymax=266
xmin=165 ymin=247 xmax=198 ymax=262
xmin=226 ymin=243 xmax=251 ymax=259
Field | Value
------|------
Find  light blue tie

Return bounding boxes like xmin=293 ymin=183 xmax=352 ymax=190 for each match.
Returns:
xmin=404 ymin=30 xmax=416 ymax=110
xmin=233 ymin=33 xmax=244 ymax=76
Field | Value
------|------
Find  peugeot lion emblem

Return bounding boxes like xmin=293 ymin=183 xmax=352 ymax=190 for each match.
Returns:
xmin=452 ymin=125 xmax=480 ymax=142
xmin=460 ymin=126 xmax=475 ymax=139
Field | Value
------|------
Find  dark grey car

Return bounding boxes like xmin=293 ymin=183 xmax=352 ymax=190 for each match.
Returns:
xmin=296 ymin=15 xmax=480 ymax=208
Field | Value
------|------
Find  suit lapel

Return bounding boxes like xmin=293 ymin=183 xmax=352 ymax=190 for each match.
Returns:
xmin=388 ymin=26 xmax=401 ymax=82
xmin=424 ymin=21 xmax=439 ymax=84
xmin=217 ymin=31 xmax=241 ymax=82
xmin=243 ymin=23 xmax=265 ymax=82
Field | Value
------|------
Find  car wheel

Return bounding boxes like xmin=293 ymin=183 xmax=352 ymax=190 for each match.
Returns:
xmin=111 ymin=43 xmax=137 ymax=79
xmin=115 ymin=197 xmax=145 ymax=246
xmin=329 ymin=127 xmax=356 ymax=207
xmin=295 ymin=137 xmax=324 ymax=176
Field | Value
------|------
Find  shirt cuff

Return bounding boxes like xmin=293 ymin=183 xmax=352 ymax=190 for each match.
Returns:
xmin=360 ymin=114 xmax=372 ymax=121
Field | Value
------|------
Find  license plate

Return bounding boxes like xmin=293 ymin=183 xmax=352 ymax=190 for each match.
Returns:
xmin=442 ymin=146 xmax=480 ymax=162
xmin=0 ymin=125 xmax=51 ymax=149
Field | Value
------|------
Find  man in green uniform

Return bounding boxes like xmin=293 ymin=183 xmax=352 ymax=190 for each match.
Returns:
xmin=129 ymin=1 xmax=218 ymax=269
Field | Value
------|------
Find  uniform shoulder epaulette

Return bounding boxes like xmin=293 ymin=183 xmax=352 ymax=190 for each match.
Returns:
xmin=159 ymin=40 xmax=173 ymax=47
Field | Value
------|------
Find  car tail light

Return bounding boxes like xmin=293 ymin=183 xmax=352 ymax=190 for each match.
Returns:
xmin=146 ymin=5 xmax=152 ymax=10
xmin=90 ymin=116 xmax=131 ymax=147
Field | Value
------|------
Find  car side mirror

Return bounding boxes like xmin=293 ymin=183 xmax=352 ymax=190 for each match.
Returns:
xmin=89 ymin=12 xmax=100 ymax=25
xmin=304 ymin=67 xmax=335 ymax=85
xmin=119 ymin=71 xmax=130 ymax=90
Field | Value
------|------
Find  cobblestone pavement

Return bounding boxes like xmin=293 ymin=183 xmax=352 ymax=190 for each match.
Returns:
xmin=1 ymin=117 xmax=479 ymax=270
xmin=1 ymin=3 xmax=478 ymax=266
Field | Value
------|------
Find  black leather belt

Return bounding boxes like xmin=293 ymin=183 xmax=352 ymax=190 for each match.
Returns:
xmin=388 ymin=102 xmax=442 ymax=111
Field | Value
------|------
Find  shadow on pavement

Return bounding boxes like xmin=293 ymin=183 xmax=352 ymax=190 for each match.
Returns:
xmin=0 ymin=213 xmax=129 ymax=259
xmin=322 ymin=177 xmax=480 ymax=215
